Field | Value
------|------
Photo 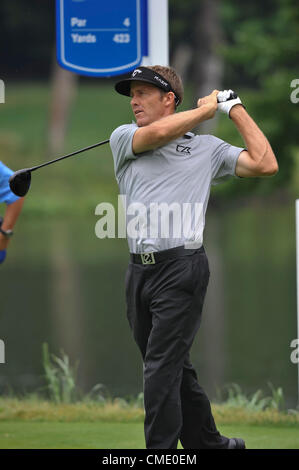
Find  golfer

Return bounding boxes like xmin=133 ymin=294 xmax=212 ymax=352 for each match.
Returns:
xmin=0 ymin=161 xmax=24 ymax=264
xmin=110 ymin=66 xmax=278 ymax=449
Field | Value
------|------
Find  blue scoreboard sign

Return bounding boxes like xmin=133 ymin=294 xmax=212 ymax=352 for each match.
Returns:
xmin=56 ymin=0 xmax=148 ymax=77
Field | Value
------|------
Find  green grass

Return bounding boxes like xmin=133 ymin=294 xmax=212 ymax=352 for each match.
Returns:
xmin=0 ymin=396 xmax=298 ymax=449
xmin=1 ymin=392 xmax=299 ymax=426
xmin=0 ymin=421 xmax=298 ymax=449
xmin=1 ymin=346 xmax=298 ymax=449
xmin=1 ymin=352 xmax=298 ymax=451
xmin=0 ymin=422 xmax=143 ymax=449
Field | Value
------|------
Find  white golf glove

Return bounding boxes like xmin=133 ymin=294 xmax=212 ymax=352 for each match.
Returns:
xmin=217 ymin=89 xmax=243 ymax=117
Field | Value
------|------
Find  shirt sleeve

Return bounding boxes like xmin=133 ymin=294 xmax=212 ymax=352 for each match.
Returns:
xmin=109 ymin=124 xmax=139 ymax=182
xmin=209 ymin=135 xmax=245 ymax=186
xmin=0 ymin=161 xmax=20 ymax=204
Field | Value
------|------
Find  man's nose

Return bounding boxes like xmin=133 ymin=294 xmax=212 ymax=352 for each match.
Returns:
xmin=130 ymin=94 xmax=138 ymax=107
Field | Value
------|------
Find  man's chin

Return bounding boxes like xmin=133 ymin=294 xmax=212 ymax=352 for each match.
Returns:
xmin=136 ymin=117 xmax=147 ymax=127
xmin=136 ymin=117 xmax=152 ymax=127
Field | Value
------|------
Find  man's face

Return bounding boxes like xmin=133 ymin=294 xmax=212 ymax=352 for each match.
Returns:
xmin=130 ymin=81 xmax=169 ymax=127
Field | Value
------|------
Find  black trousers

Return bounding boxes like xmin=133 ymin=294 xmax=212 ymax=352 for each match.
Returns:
xmin=125 ymin=246 xmax=229 ymax=449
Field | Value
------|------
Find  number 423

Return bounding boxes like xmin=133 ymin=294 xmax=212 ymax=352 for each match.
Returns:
xmin=112 ymin=18 xmax=131 ymax=43
xmin=113 ymin=34 xmax=130 ymax=43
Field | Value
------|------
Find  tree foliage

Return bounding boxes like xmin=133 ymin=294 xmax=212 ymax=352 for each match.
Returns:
xmin=170 ymin=0 xmax=299 ymax=196
xmin=0 ymin=0 xmax=54 ymax=79
xmin=219 ymin=0 xmax=299 ymax=194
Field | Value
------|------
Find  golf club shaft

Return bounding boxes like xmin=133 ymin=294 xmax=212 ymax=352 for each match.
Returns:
xmin=29 ymin=139 xmax=110 ymax=172
xmin=26 ymin=91 xmax=236 ymax=173
xmin=21 ymin=90 xmax=237 ymax=173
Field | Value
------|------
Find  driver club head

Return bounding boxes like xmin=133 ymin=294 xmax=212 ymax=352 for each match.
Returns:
xmin=9 ymin=169 xmax=32 ymax=197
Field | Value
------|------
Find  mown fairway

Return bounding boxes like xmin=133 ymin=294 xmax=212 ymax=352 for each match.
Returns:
xmin=0 ymin=422 xmax=298 ymax=449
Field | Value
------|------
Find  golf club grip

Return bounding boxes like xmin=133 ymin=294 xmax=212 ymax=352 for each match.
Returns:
xmin=30 ymin=139 xmax=110 ymax=172
xmin=217 ymin=91 xmax=237 ymax=103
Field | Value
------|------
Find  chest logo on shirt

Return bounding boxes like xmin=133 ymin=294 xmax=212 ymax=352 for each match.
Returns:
xmin=176 ymin=144 xmax=191 ymax=155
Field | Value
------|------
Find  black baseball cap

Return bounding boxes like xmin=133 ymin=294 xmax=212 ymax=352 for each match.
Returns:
xmin=115 ymin=66 xmax=180 ymax=107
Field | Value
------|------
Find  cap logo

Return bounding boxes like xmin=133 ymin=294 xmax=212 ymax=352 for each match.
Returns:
xmin=153 ymin=75 xmax=168 ymax=88
xmin=116 ymin=67 xmax=181 ymax=107
xmin=132 ymin=69 xmax=142 ymax=77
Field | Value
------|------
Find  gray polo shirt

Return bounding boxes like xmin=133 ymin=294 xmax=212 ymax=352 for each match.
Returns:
xmin=110 ymin=123 xmax=244 ymax=254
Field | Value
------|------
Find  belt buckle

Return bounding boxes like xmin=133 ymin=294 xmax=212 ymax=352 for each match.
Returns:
xmin=141 ymin=252 xmax=156 ymax=265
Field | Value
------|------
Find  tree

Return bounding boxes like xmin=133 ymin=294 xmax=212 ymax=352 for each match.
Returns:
xmin=48 ymin=57 xmax=78 ymax=155
xmin=169 ymin=0 xmax=299 ymax=196
xmin=218 ymin=0 xmax=299 ymax=195
xmin=0 ymin=0 xmax=54 ymax=79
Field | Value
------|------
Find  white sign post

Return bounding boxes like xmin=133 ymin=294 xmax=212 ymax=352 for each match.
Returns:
xmin=142 ymin=0 xmax=169 ymax=66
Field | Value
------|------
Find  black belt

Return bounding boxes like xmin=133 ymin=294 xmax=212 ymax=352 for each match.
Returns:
xmin=130 ymin=245 xmax=204 ymax=265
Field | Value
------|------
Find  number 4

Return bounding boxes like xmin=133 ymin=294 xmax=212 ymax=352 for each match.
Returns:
xmin=123 ymin=18 xmax=130 ymax=27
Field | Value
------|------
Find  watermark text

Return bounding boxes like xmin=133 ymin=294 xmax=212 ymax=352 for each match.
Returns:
xmin=0 ymin=339 xmax=5 ymax=364
xmin=290 ymin=339 xmax=299 ymax=364
xmin=95 ymin=196 xmax=204 ymax=246
xmin=290 ymin=79 xmax=299 ymax=104
xmin=0 ymin=80 xmax=4 ymax=104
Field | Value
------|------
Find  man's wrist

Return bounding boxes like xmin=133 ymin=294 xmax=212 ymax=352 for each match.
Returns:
xmin=196 ymin=102 xmax=217 ymax=121
xmin=0 ymin=227 xmax=13 ymax=238
xmin=229 ymin=103 xmax=247 ymax=119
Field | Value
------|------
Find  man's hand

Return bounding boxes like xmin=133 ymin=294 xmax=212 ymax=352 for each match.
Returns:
xmin=0 ymin=249 xmax=7 ymax=264
xmin=217 ymin=89 xmax=243 ymax=117
xmin=197 ymin=90 xmax=219 ymax=119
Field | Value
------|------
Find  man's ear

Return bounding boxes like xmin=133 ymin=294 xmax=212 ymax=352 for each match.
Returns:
xmin=165 ymin=92 xmax=176 ymax=110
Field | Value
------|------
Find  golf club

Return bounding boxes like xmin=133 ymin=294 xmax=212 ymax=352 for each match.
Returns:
xmin=9 ymin=138 xmax=110 ymax=197
xmin=9 ymin=91 xmax=238 ymax=198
